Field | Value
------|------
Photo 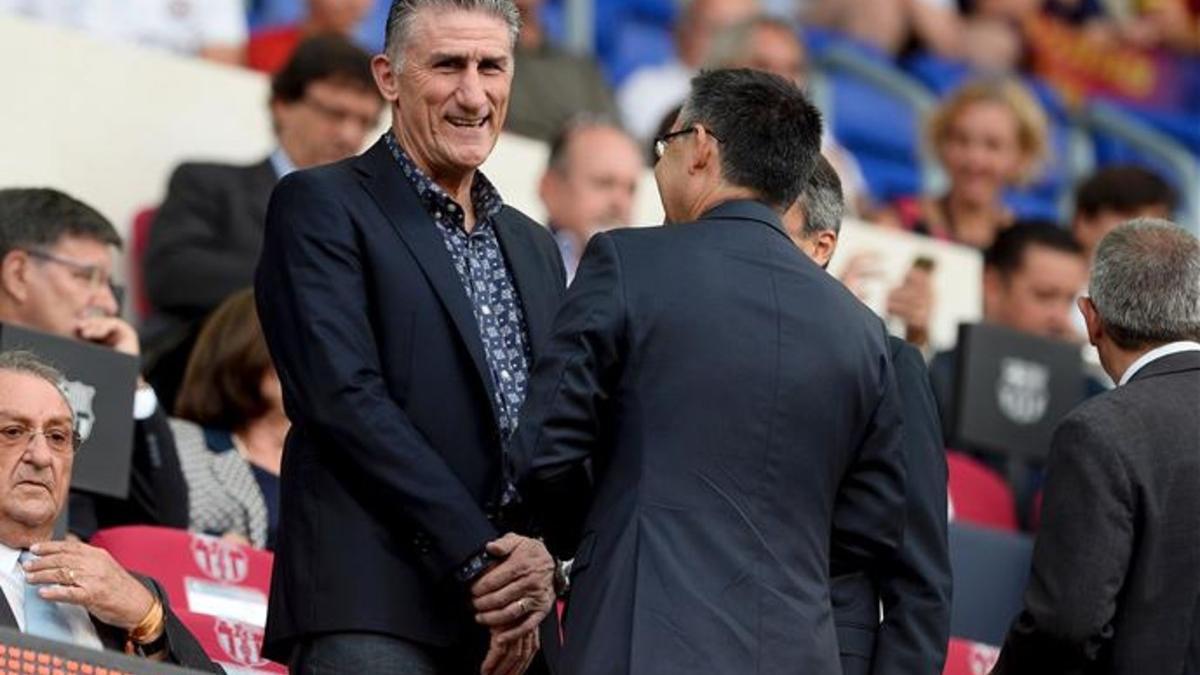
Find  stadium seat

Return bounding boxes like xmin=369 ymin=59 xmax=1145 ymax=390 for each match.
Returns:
xmin=943 ymin=636 xmax=1001 ymax=675
xmin=946 ymin=451 xmax=1018 ymax=531
xmin=176 ymin=610 xmax=285 ymax=673
xmin=129 ymin=207 xmax=156 ymax=322
xmin=90 ymin=526 xmax=272 ymax=629
xmin=949 ymin=523 xmax=1033 ymax=646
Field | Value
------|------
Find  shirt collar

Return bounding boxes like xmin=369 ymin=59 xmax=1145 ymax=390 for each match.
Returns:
xmin=269 ymin=147 xmax=297 ymax=180
xmin=1118 ymin=340 xmax=1200 ymax=386
xmin=0 ymin=542 xmax=23 ymax=577
xmin=382 ymin=131 xmax=504 ymax=230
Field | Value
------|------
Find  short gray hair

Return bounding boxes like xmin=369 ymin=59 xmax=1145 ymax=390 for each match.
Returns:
xmin=705 ymin=15 xmax=801 ymax=71
xmin=1090 ymin=218 xmax=1200 ymax=349
xmin=384 ymin=0 xmax=520 ymax=67
xmin=0 ymin=351 xmax=74 ymax=422
xmin=796 ymin=153 xmax=843 ymax=237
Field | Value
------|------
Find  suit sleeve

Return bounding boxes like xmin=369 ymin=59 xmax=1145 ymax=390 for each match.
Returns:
xmin=991 ymin=414 xmax=1134 ymax=675
xmin=870 ymin=342 xmax=952 ymax=675
xmin=512 ymin=232 xmax=626 ymax=558
xmin=255 ymin=171 xmax=497 ymax=581
xmin=831 ymin=328 xmax=908 ymax=573
xmin=145 ymin=164 xmax=260 ymax=314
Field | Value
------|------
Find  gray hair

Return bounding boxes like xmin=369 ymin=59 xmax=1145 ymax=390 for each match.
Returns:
xmin=705 ymin=15 xmax=801 ymax=71
xmin=0 ymin=351 xmax=75 ymax=423
xmin=1089 ymin=218 xmax=1200 ymax=349
xmin=384 ymin=0 xmax=520 ymax=68
xmin=796 ymin=154 xmax=844 ymax=237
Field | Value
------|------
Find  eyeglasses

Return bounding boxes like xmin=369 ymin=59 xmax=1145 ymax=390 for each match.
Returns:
xmin=653 ymin=126 xmax=722 ymax=162
xmin=0 ymin=423 xmax=79 ymax=455
xmin=23 ymin=249 xmax=110 ymax=290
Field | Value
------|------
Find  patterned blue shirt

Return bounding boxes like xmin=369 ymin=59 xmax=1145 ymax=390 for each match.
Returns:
xmin=383 ymin=132 xmax=532 ymax=443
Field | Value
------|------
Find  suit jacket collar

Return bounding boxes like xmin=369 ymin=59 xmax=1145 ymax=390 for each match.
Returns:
xmin=696 ymin=199 xmax=789 ymax=241
xmin=353 ymin=137 xmax=549 ymax=424
xmin=1128 ymin=349 xmax=1200 ymax=384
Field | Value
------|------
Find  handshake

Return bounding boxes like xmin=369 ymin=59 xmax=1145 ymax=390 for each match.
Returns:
xmin=470 ymin=533 xmax=558 ymax=675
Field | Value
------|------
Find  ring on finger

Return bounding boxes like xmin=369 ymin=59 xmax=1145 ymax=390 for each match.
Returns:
xmin=63 ymin=567 xmax=77 ymax=586
xmin=518 ymin=598 xmax=528 ymax=615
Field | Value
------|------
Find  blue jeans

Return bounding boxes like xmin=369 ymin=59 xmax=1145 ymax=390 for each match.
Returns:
xmin=290 ymin=633 xmax=458 ymax=675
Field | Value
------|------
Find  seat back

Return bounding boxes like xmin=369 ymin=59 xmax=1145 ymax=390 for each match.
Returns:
xmin=91 ymin=526 xmax=272 ymax=628
xmin=947 ymin=451 xmax=1018 ymax=531
xmin=949 ymin=523 xmax=1033 ymax=646
xmin=175 ymin=610 xmax=285 ymax=673
xmin=943 ymin=636 xmax=1001 ymax=675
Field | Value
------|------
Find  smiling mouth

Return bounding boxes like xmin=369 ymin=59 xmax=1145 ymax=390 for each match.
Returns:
xmin=447 ymin=115 xmax=489 ymax=128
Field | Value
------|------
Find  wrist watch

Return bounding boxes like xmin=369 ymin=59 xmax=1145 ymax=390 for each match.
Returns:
xmin=553 ymin=557 xmax=573 ymax=597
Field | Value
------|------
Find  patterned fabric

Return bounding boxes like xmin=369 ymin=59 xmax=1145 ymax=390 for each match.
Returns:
xmin=171 ymin=418 xmax=271 ymax=548
xmin=383 ymin=132 xmax=533 ymax=442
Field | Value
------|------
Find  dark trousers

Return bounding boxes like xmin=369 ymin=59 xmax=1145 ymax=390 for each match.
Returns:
xmin=290 ymin=633 xmax=468 ymax=675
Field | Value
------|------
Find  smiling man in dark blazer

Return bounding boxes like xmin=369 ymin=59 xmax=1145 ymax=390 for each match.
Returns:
xmin=992 ymin=219 xmax=1200 ymax=675
xmin=510 ymin=68 xmax=907 ymax=675
xmin=254 ymin=1 xmax=564 ymax=673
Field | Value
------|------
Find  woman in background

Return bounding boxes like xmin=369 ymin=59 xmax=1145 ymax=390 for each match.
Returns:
xmin=173 ymin=288 xmax=285 ymax=549
xmin=896 ymin=77 xmax=1048 ymax=250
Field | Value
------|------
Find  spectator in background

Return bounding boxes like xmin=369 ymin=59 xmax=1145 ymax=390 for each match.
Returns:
xmin=0 ymin=350 xmax=219 ymax=670
xmin=789 ymin=156 xmax=953 ymax=675
xmin=896 ymin=78 xmax=1048 ymax=251
xmin=802 ymin=0 xmax=965 ymax=59
xmin=0 ymin=0 xmax=246 ymax=65
xmin=616 ymin=0 xmax=759 ymax=142
xmin=1072 ymin=164 xmax=1177 ymax=263
xmin=539 ymin=116 xmax=643 ymax=282
xmin=143 ymin=34 xmax=381 ymax=413
xmin=929 ymin=222 xmax=1098 ymax=434
xmin=0 ymin=188 xmax=189 ymax=540
xmin=172 ymin=289 xmax=284 ymax=550
xmin=992 ymin=219 xmax=1200 ymax=675
xmin=705 ymin=15 xmax=872 ymax=217
xmin=247 ymin=0 xmax=373 ymax=73
xmin=505 ymin=0 xmax=618 ymax=142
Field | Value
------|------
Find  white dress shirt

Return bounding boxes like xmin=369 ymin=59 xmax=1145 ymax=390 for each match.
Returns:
xmin=1118 ymin=340 xmax=1200 ymax=386
xmin=0 ymin=543 xmax=104 ymax=650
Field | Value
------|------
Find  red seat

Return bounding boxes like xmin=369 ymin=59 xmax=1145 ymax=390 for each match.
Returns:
xmin=176 ymin=610 xmax=285 ymax=673
xmin=129 ymin=207 xmax=157 ymax=321
xmin=943 ymin=636 xmax=1001 ymax=675
xmin=947 ymin=452 xmax=1018 ymax=531
xmin=91 ymin=526 xmax=272 ymax=627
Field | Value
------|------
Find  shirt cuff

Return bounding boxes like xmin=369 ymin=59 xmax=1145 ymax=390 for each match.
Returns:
xmin=133 ymin=387 xmax=158 ymax=421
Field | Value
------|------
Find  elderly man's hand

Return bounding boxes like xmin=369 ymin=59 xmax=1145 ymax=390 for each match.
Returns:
xmin=471 ymin=533 xmax=555 ymax=643
xmin=480 ymin=626 xmax=539 ymax=675
xmin=22 ymin=540 xmax=156 ymax=630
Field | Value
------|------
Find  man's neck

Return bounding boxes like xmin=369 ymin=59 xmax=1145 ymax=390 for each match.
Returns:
xmin=680 ymin=185 xmax=764 ymax=223
xmin=0 ymin=524 xmax=50 ymax=551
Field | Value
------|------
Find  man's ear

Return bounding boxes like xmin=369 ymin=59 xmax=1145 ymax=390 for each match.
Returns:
xmin=538 ymin=170 xmax=559 ymax=215
xmin=1078 ymin=296 xmax=1103 ymax=347
xmin=0 ymin=250 xmax=32 ymax=302
xmin=813 ymin=231 xmax=838 ymax=269
xmin=689 ymin=125 xmax=717 ymax=175
xmin=371 ymin=54 xmax=401 ymax=103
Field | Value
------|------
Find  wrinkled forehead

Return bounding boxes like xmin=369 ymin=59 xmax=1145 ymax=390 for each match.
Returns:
xmin=405 ymin=8 xmax=514 ymax=60
xmin=0 ymin=374 xmax=74 ymax=426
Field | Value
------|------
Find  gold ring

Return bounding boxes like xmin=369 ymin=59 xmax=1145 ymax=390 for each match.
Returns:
xmin=64 ymin=567 xmax=77 ymax=586
xmin=518 ymin=598 xmax=528 ymax=614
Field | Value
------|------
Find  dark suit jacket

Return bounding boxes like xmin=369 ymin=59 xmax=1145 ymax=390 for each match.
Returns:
xmin=0 ymin=573 xmax=219 ymax=672
xmin=254 ymin=138 xmax=565 ymax=663
xmin=513 ymin=200 xmax=907 ymax=675
xmin=833 ymin=337 xmax=952 ymax=675
xmin=68 ymin=407 xmax=190 ymax=540
xmin=142 ymin=159 xmax=277 ymax=411
xmin=992 ymin=350 xmax=1200 ymax=675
